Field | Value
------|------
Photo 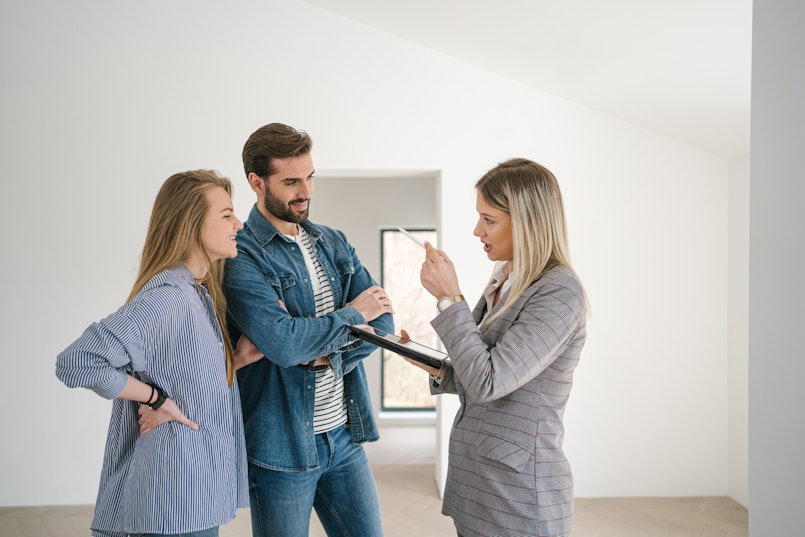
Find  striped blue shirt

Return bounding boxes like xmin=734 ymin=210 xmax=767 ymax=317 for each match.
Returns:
xmin=55 ymin=264 xmax=248 ymax=537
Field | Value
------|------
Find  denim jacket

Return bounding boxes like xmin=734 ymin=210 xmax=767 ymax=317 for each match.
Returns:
xmin=223 ymin=204 xmax=393 ymax=471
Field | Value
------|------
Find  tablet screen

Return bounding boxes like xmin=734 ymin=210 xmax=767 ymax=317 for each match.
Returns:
xmin=349 ymin=324 xmax=446 ymax=369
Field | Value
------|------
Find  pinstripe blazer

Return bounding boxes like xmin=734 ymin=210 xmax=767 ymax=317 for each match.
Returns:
xmin=431 ymin=264 xmax=586 ymax=537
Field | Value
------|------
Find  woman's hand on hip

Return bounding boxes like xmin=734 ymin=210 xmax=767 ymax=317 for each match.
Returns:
xmin=138 ymin=398 xmax=199 ymax=435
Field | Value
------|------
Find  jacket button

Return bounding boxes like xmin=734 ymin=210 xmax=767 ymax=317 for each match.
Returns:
xmin=305 ymin=421 xmax=310 ymax=426
xmin=306 ymin=385 xmax=312 ymax=390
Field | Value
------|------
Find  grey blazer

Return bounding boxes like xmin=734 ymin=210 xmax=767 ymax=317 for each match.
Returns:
xmin=431 ymin=264 xmax=586 ymax=537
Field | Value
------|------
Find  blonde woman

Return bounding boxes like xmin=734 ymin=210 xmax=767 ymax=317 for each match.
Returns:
xmin=405 ymin=158 xmax=587 ymax=537
xmin=56 ymin=170 xmax=261 ymax=537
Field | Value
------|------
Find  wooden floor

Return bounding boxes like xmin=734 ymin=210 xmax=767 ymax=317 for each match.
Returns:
xmin=0 ymin=428 xmax=748 ymax=536
xmin=0 ymin=467 xmax=749 ymax=537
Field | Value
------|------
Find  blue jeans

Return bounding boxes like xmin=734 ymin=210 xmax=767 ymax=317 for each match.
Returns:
xmin=248 ymin=424 xmax=383 ymax=537
xmin=130 ymin=528 xmax=218 ymax=537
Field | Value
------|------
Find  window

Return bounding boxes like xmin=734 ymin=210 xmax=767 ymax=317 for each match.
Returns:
xmin=380 ymin=227 xmax=439 ymax=411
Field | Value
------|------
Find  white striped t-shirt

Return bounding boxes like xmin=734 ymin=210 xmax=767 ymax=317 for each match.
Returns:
xmin=288 ymin=226 xmax=348 ymax=433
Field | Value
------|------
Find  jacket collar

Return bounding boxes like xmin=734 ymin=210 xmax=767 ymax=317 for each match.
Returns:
xmin=244 ymin=203 xmax=321 ymax=246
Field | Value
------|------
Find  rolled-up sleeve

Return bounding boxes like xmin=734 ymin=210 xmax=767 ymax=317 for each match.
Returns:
xmin=55 ymin=309 xmax=145 ymax=399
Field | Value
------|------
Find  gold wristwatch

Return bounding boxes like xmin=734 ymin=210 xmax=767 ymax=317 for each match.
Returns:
xmin=437 ymin=294 xmax=465 ymax=312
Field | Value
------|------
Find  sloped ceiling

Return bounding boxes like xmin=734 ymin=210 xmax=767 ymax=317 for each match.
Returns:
xmin=304 ymin=0 xmax=752 ymax=158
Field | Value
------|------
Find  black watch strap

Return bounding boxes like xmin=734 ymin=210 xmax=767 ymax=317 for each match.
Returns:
xmin=147 ymin=383 xmax=168 ymax=410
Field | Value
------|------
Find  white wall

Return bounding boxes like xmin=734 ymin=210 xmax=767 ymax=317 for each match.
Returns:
xmin=749 ymin=0 xmax=805 ymax=533
xmin=728 ymin=155 xmax=749 ymax=508
xmin=0 ymin=0 xmax=737 ymax=505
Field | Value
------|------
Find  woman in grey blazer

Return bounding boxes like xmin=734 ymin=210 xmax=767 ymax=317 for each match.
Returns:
xmin=406 ymin=158 xmax=587 ymax=537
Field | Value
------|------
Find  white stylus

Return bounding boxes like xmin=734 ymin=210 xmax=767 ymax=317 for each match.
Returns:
xmin=397 ymin=226 xmax=426 ymax=249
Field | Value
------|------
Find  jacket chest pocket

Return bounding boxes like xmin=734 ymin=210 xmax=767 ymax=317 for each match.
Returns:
xmin=266 ymin=272 xmax=297 ymax=290
xmin=265 ymin=273 xmax=300 ymax=313
xmin=333 ymin=260 xmax=355 ymax=296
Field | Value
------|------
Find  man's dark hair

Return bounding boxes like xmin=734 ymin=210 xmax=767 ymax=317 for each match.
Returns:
xmin=242 ymin=123 xmax=313 ymax=179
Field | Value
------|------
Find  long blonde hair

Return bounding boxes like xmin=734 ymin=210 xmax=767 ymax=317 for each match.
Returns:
xmin=128 ymin=170 xmax=237 ymax=385
xmin=476 ymin=158 xmax=583 ymax=322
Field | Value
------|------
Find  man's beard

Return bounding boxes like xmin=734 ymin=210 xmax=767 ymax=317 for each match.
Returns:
xmin=263 ymin=187 xmax=309 ymax=224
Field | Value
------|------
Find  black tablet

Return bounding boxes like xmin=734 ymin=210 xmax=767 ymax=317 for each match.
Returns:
xmin=349 ymin=324 xmax=447 ymax=369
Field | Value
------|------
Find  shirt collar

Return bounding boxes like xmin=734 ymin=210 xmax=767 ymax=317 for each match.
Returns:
xmin=137 ymin=263 xmax=196 ymax=295
xmin=483 ymin=261 xmax=515 ymax=309
xmin=491 ymin=261 xmax=513 ymax=286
